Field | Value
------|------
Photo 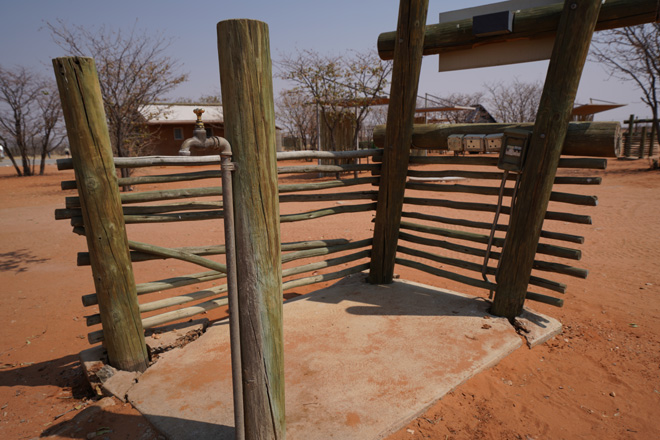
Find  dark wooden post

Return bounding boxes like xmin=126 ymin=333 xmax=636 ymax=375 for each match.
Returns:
xmin=491 ymin=0 xmax=603 ymax=320
xmin=369 ymin=0 xmax=429 ymax=284
xmin=625 ymin=114 xmax=635 ymax=157
xmin=52 ymin=57 xmax=148 ymax=372
xmin=650 ymin=117 xmax=658 ymax=157
xmin=217 ymin=20 xmax=284 ymax=439
xmin=639 ymin=126 xmax=648 ymax=158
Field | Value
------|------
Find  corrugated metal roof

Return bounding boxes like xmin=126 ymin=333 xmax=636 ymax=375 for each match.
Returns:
xmin=140 ymin=104 xmax=224 ymax=124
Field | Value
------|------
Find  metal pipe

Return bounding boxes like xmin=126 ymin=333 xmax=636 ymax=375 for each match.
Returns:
xmin=179 ymin=135 xmax=231 ymax=156
xmin=491 ymin=173 xmax=523 ymax=299
xmin=220 ymin=144 xmax=244 ymax=440
xmin=482 ymin=170 xmax=509 ymax=293
xmin=178 ymin=107 xmax=231 ymax=157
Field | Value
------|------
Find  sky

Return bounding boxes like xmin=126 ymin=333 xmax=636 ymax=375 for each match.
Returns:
xmin=0 ymin=0 xmax=649 ymax=122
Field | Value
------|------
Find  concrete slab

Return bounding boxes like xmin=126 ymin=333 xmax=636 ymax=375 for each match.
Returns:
xmin=127 ymin=275 xmax=560 ymax=439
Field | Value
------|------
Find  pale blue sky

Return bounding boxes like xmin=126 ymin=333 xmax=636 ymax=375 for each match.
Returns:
xmin=0 ymin=0 xmax=647 ymax=121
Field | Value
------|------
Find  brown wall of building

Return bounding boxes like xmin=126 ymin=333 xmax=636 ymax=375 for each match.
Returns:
xmin=145 ymin=123 xmax=226 ymax=156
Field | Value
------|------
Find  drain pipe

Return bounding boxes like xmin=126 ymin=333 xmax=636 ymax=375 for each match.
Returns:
xmin=178 ymin=111 xmax=243 ymax=438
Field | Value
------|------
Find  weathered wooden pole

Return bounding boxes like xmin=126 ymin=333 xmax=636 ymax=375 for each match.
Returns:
xmin=369 ymin=0 xmax=429 ymax=284
xmin=639 ymin=126 xmax=648 ymax=158
xmin=377 ymin=0 xmax=659 ymax=60
xmin=491 ymin=0 xmax=603 ymax=320
xmin=217 ymin=20 xmax=284 ymax=439
xmin=650 ymin=117 xmax=658 ymax=157
xmin=52 ymin=57 xmax=148 ymax=372
xmin=373 ymin=121 xmax=622 ymax=157
xmin=625 ymin=114 xmax=635 ymax=157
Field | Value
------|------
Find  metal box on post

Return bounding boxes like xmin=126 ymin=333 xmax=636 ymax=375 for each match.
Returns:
xmin=464 ymin=134 xmax=486 ymax=152
xmin=485 ymin=133 xmax=504 ymax=153
xmin=447 ymin=134 xmax=464 ymax=152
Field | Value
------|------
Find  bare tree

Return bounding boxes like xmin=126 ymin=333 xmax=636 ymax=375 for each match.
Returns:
xmin=484 ymin=78 xmax=543 ymax=123
xmin=48 ymin=20 xmax=188 ymax=181
xmin=0 ymin=66 xmax=64 ymax=176
xmin=276 ymin=88 xmax=317 ymax=150
xmin=423 ymin=92 xmax=486 ymax=123
xmin=591 ymin=23 xmax=660 ymax=153
xmin=35 ymin=83 xmax=66 ymax=175
xmin=277 ymin=49 xmax=391 ymax=151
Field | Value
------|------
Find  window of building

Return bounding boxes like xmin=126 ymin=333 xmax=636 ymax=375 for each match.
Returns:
xmin=173 ymin=127 xmax=184 ymax=140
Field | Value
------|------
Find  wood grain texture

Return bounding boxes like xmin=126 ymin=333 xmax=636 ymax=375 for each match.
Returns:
xmin=52 ymin=57 xmax=148 ymax=372
xmin=377 ymin=0 xmax=659 ymax=59
xmin=217 ymin=19 xmax=284 ymax=440
xmin=369 ymin=0 xmax=429 ymax=284
xmin=491 ymin=0 xmax=603 ymax=319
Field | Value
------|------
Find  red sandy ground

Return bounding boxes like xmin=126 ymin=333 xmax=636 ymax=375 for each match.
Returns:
xmin=1 ymin=158 xmax=659 ymax=439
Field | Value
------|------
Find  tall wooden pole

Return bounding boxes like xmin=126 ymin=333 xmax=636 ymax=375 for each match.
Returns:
xmin=52 ymin=57 xmax=148 ymax=372
xmin=639 ymin=126 xmax=648 ymax=158
xmin=625 ymin=114 xmax=635 ymax=157
xmin=491 ymin=0 xmax=603 ymax=320
xmin=217 ymin=20 xmax=284 ymax=439
xmin=369 ymin=0 xmax=429 ymax=284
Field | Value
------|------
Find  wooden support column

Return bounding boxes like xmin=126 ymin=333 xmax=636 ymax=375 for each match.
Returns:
xmin=369 ymin=0 xmax=429 ymax=284
xmin=52 ymin=57 xmax=148 ymax=372
xmin=625 ymin=114 xmax=635 ymax=157
xmin=217 ymin=20 xmax=284 ymax=439
xmin=491 ymin=0 xmax=603 ymax=320
xmin=639 ymin=126 xmax=648 ymax=158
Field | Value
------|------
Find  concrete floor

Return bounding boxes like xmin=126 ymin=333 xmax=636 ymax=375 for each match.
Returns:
xmin=125 ymin=274 xmax=561 ymax=439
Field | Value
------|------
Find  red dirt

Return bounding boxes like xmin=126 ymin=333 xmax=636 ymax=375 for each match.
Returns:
xmin=1 ymin=158 xmax=659 ymax=439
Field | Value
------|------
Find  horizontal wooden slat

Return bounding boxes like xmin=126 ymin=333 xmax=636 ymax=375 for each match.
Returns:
xmin=397 ymin=245 xmax=566 ymax=294
xmin=403 ymin=196 xmax=591 ymax=224
xmin=279 ymin=191 xmax=378 ymax=203
xmin=406 ymin=181 xmax=597 ymax=206
xmin=401 ymin=211 xmax=584 ymax=244
xmin=281 ymin=263 xmax=370 ymax=292
xmin=280 ymin=202 xmax=377 ymax=223
xmin=277 ymin=149 xmax=382 ymax=160
xmin=278 ymin=163 xmax=380 ymax=174
xmin=279 ymin=177 xmax=379 ymax=193
xmin=395 ymin=257 xmax=564 ymax=307
xmin=66 ymin=186 xmax=223 ymax=208
xmin=399 ymin=220 xmax=581 ymax=260
xmin=282 ymin=249 xmax=370 ymax=279
xmin=398 ymin=231 xmax=587 ymax=277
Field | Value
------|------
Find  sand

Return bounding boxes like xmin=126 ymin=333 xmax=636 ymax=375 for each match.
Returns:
xmin=1 ymin=158 xmax=659 ymax=439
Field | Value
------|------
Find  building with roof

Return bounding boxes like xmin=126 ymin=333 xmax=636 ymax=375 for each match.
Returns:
xmin=140 ymin=103 xmax=225 ymax=156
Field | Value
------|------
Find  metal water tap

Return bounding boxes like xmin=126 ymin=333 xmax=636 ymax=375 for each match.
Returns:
xmin=178 ymin=107 xmax=231 ymax=156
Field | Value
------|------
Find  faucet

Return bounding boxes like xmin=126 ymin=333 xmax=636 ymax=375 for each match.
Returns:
xmin=178 ymin=108 xmax=231 ymax=156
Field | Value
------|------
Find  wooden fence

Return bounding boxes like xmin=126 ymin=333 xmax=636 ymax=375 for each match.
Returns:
xmin=55 ymin=149 xmax=381 ymax=345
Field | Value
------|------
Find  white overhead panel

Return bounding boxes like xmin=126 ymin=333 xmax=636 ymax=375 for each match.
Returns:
xmin=438 ymin=0 xmax=558 ymax=72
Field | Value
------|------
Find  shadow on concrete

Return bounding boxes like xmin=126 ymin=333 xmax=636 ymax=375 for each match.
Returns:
xmin=301 ymin=275 xmax=551 ymax=327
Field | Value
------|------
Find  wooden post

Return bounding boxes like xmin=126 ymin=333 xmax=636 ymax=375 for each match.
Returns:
xmin=52 ymin=57 xmax=148 ymax=372
xmin=624 ymin=114 xmax=635 ymax=157
xmin=639 ymin=126 xmax=648 ymax=158
xmin=369 ymin=0 xmax=429 ymax=284
xmin=217 ymin=20 xmax=284 ymax=439
xmin=491 ymin=0 xmax=603 ymax=320
xmin=650 ymin=117 xmax=658 ymax=157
